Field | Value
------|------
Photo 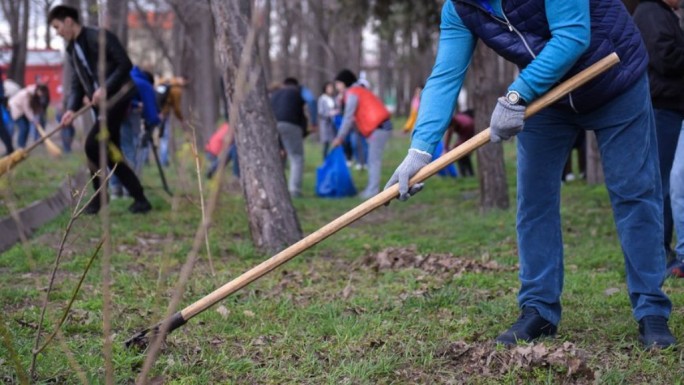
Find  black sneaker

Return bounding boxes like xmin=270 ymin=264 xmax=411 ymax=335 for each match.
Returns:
xmin=128 ymin=198 xmax=152 ymax=214
xmin=638 ymin=316 xmax=676 ymax=349
xmin=495 ymin=307 xmax=557 ymax=346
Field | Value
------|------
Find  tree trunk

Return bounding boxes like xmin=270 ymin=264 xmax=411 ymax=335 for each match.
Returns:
xmin=180 ymin=1 xmax=218 ymax=144
xmin=44 ymin=0 xmax=56 ymax=49
xmin=7 ymin=0 xmax=29 ymax=85
xmin=211 ymin=0 xmax=303 ymax=253
xmin=86 ymin=0 xmax=99 ymax=26
xmin=310 ymin=0 xmax=327 ymax=96
xmin=276 ymin=0 xmax=293 ymax=82
xmin=257 ymin=0 xmax=272 ymax=84
xmin=471 ymin=44 xmax=510 ymax=211
xmin=292 ymin=0 xmax=303 ymax=80
xmin=378 ymin=37 xmax=393 ymax=103
xmin=586 ymin=131 xmax=605 ymax=185
xmin=106 ymin=0 xmax=128 ymax=46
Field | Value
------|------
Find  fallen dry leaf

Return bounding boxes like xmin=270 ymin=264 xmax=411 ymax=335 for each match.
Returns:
xmin=604 ymin=287 xmax=620 ymax=296
xmin=342 ymin=284 xmax=354 ymax=299
xmin=438 ymin=340 xmax=594 ymax=382
xmin=216 ymin=305 xmax=230 ymax=319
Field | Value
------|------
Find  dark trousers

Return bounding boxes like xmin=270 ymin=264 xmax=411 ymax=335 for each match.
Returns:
xmin=84 ymin=97 xmax=144 ymax=200
xmin=458 ymin=156 xmax=474 ymax=177
xmin=653 ymin=108 xmax=684 ymax=256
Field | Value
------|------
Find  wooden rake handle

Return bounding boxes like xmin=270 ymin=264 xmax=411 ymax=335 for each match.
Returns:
xmin=126 ymin=52 xmax=621 ymax=346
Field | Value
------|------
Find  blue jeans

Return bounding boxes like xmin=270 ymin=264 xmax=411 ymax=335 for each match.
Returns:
xmin=205 ymin=144 xmax=239 ymax=178
xmin=653 ymin=109 xmax=684 ymax=256
xmin=516 ymin=74 xmax=671 ymax=325
xmin=159 ymin=118 xmax=171 ymax=166
xmin=671 ymin=121 xmax=684 ymax=261
xmin=14 ymin=116 xmax=30 ymax=148
xmin=61 ymin=126 xmax=75 ymax=153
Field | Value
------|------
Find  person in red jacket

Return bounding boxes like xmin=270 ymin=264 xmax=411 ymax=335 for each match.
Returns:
xmin=205 ymin=122 xmax=239 ymax=179
xmin=331 ymin=69 xmax=393 ymax=199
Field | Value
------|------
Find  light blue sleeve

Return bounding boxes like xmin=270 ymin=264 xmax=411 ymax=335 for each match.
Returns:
xmin=509 ymin=0 xmax=590 ymax=102
xmin=410 ymin=1 xmax=476 ymax=155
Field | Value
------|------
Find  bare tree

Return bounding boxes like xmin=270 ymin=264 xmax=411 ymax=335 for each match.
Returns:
xmin=42 ymin=0 xmax=57 ymax=48
xmin=586 ymin=131 xmax=605 ymax=184
xmin=167 ymin=0 xmax=218 ymax=143
xmin=2 ymin=0 xmax=30 ymax=85
xmin=470 ymin=44 xmax=510 ymax=211
xmin=106 ymin=0 xmax=129 ymax=46
xmin=211 ymin=0 xmax=303 ymax=253
xmin=85 ymin=0 xmax=99 ymax=26
xmin=257 ymin=0 xmax=272 ymax=83
xmin=273 ymin=0 xmax=294 ymax=81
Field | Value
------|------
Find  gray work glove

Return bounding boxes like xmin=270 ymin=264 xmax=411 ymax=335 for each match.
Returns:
xmin=490 ymin=96 xmax=526 ymax=143
xmin=384 ymin=148 xmax=432 ymax=201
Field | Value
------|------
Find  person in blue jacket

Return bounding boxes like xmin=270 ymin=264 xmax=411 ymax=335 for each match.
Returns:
xmin=384 ymin=0 xmax=675 ymax=348
xmin=300 ymin=85 xmax=318 ymax=132
xmin=0 ymin=68 xmax=14 ymax=155
xmin=110 ymin=65 xmax=162 ymax=197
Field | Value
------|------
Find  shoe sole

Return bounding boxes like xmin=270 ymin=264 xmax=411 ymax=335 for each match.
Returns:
xmin=638 ymin=335 xmax=676 ymax=349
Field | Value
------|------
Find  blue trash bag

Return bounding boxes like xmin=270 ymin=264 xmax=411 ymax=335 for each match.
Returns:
xmin=316 ymin=147 xmax=357 ymax=198
xmin=432 ymin=141 xmax=458 ymax=178
xmin=333 ymin=114 xmax=343 ymax=134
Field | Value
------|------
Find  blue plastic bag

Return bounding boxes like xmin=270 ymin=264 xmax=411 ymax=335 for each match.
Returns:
xmin=432 ymin=141 xmax=458 ymax=178
xmin=316 ymin=147 xmax=357 ymax=198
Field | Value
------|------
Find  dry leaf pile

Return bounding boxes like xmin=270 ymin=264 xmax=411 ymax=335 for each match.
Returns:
xmin=365 ymin=246 xmax=516 ymax=278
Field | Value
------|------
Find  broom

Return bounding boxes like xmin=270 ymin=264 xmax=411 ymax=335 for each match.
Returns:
xmin=33 ymin=122 xmax=63 ymax=158
xmin=0 ymin=104 xmax=91 ymax=177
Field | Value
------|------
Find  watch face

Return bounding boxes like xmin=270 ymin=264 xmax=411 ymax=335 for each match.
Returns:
xmin=507 ymin=91 xmax=520 ymax=104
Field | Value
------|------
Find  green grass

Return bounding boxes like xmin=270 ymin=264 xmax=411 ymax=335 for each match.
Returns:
xmin=1 ymin=124 xmax=683 ymax=384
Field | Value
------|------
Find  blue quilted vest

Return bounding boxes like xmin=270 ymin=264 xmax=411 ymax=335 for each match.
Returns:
xmin=453 ymin=0 xmax=648 ymax=112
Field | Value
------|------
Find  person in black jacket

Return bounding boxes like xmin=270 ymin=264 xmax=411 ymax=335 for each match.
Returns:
xmin=48 ymin=5 xmax=151 ymax=214
xmin=270 ymin=77 xmax=307 ymax=198
xmin=633 ymin=0 xmax=684 ymax=272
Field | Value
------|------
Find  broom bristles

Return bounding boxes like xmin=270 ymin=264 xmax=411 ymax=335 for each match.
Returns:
xmin=0 ymin=149 xmax=28 ymax=176
xmin=34 ymin=123 xmax=62 ymax=157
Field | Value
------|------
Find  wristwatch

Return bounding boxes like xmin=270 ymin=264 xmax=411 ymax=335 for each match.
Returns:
xmin=506 ymin=90 xmax=527 ymax=106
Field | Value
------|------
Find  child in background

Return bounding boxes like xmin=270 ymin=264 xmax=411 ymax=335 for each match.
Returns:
xmin=205 ymin=122 xmax=238 ymax=179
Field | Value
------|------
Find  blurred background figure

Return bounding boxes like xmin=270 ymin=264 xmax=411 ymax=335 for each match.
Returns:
xmin=403 ymin=85 xmax=423 ymax=134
